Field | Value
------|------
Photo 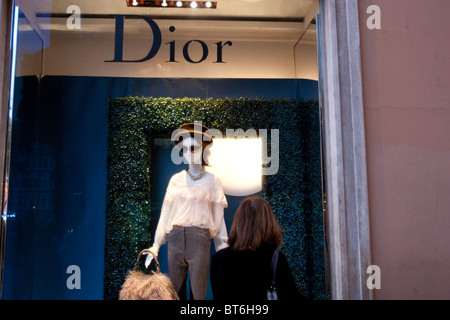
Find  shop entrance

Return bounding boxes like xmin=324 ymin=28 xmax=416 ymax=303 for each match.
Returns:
xmin=0 ymin=0 xmax=330 ymax=300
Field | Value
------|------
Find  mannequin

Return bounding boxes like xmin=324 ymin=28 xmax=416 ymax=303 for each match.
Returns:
xmin=145 ymin=123 xmax=228 ymax=300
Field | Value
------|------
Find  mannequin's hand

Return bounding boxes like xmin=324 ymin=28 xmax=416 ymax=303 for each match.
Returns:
xmin=144 ymin=246 xmax=158 ymax=268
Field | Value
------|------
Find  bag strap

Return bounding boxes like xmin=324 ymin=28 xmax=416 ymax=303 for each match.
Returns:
xmin=133 ymin=249 xmax=160 ymax=273
xmin=270 ymin=247 xmax=280 ymax=286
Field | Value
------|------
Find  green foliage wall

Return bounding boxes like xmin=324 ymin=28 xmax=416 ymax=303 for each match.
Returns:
xmin=105 ymin=97 xmax=326 ymax=300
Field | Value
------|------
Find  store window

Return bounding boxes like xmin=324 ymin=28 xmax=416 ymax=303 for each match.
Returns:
xmin=2 ymin=0 xmax=325 ymax=300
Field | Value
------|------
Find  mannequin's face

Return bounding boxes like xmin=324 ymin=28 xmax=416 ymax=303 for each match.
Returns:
xmin=181 ymin=137 xmax=202 ymax=165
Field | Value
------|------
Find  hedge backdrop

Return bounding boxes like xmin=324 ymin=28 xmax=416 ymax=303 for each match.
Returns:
xmin=105 ymin=96 xmax=326 ymax=300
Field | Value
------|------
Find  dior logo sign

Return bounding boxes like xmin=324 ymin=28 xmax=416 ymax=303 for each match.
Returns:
xmin=105 ymin=15 xmax=233 ymax=64
xmin=66 ymin=6 xmax=233 ymax=63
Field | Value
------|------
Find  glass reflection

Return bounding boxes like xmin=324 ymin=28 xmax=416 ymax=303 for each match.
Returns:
xmin=2 ymin=0 xmax=322 ymax=300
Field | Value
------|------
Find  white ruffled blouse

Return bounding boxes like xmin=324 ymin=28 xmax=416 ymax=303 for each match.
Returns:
xmin=153 ymin=170 xmax=229 ymax=252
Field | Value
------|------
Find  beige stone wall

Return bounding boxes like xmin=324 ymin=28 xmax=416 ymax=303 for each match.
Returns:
xmin=359 ymin=0 xmax=450 ymax=299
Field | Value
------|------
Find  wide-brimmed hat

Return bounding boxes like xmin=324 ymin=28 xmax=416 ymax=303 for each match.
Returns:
xmin=173 ymin=122 xmax=213 ymax=145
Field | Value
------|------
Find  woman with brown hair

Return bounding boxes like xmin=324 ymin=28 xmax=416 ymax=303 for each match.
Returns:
xmin=210 ymin=196 xmax=305 ymax=301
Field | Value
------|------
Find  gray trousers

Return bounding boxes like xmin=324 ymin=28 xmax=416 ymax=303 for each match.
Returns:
xmin=167 ymin=226 xmax=211 ymax=300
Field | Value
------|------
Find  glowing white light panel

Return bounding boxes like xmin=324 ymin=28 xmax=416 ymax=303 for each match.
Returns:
xmin=207 ymin=138 xmax=262 ymax=196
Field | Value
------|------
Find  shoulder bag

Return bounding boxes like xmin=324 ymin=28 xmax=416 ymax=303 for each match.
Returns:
xmin=267 ymin=247 xmax=280 ymax=300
